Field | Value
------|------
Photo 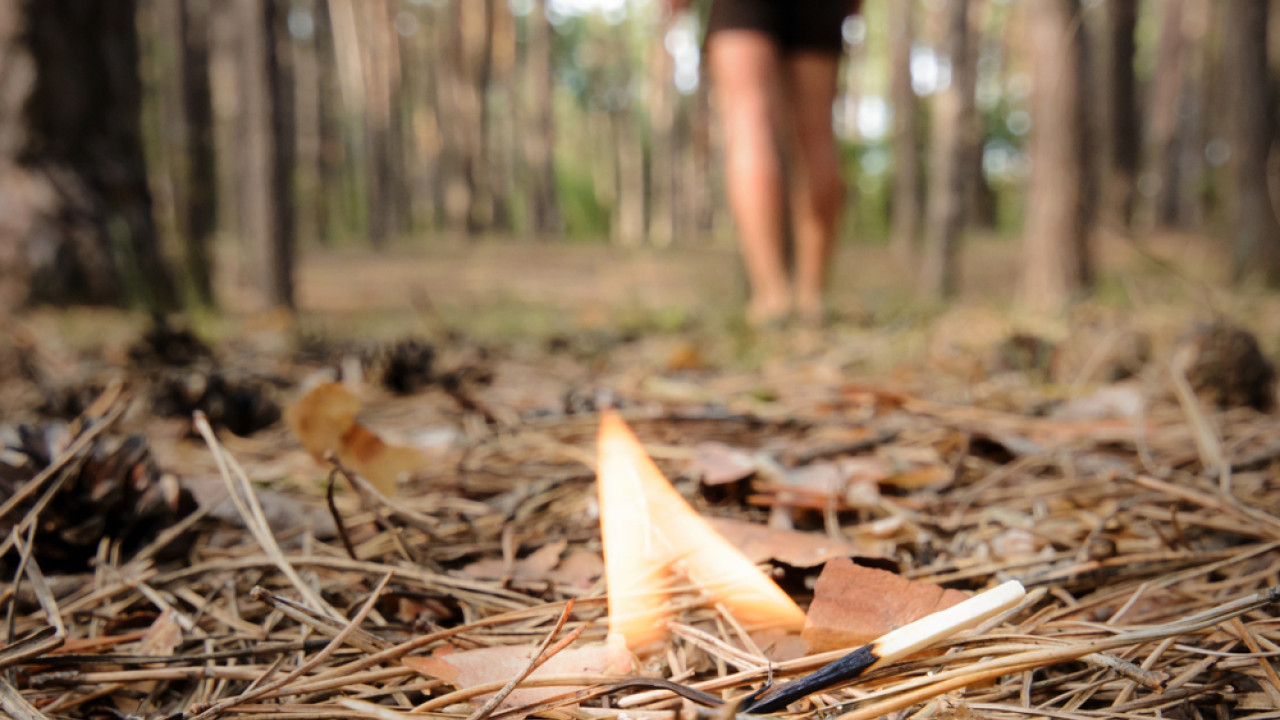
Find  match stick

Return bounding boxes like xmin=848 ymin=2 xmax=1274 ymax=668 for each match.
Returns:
xmin=744 ymin=580 xmax=1026 ymax=714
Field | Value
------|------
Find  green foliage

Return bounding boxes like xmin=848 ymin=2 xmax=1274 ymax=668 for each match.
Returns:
xmin=839 ymin=139 xmax=892 ymax=243
xmin=554 ymin=164 xmax=611 ymax=239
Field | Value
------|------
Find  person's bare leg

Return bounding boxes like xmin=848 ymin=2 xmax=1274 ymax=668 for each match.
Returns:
xmin=707 ymin=31 xmax=790 ymax=324
xmin=783 ymin=52 xmax=845 ymax=323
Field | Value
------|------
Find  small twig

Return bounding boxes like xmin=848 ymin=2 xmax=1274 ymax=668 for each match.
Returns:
xmin=325 ymin=465 xmax=360 ymax=560
xmin=465 ymin=599 xmax=579 ymax=720
xmin=188 ymin=571 xmax=393 ymax=720
xmin=194 ymin=412 xmax=344 ymax=621
xmin=0 ymin=675 xmax=49 ymax=720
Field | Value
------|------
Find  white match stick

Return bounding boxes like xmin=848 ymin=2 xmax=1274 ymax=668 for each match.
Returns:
xmin=870 ymin=579 xmax=1027 ymax=668
xmin=745 ymin=580 xmax=1027 ymax=713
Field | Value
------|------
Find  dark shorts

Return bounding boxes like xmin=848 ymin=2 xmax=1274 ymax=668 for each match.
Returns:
xmin=706 ymin=0 xmax=862 ymax=54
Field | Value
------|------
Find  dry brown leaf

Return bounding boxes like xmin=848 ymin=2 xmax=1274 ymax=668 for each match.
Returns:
xmin=705 ymin=517 xmax=882 ymax=568
xmin=137 ymin=608 xmax=182 ymax=657
xmin=403 ymin=643 xmax=615 ymax=708
xmin=134 ymin=608 xmax=183 ymax=695
xmin=463 ymin=539 xmax=568 ymax=584
xmin=284 ymin=382 xmax=427 ymax=494
xmin=689 ymin=441 xmax=757 ymax=486
xmin=546 ymin=548 xmax=604 ymax=589
xmin=802 ymin=558 xmax=968 ymax=653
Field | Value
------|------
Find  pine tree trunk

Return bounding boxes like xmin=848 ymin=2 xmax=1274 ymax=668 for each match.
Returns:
xmin=889 ymin=0 xmax=919 ymax=264
xmin=1021 ymin=0 xmax=1093 ymax=310
xmin=1104 ymin=0 xmax=1139 ymax=230
xmin=178 ymin=0 xmax=217 ymax=306
xmin=0 ymin=0 xmax=177 ymax=309
xmin=1149 ymin=0 xmax=1184 ymax=228
xmin=648 ymin=32 xmax=676 ymax=247
xmin=1226 ymin=0 xmax=1280 ymax=282
xmin=920 ymin=0 xmax=978 ymax=298
xmin=523 ymin=0 xmax=561 ymax=235
xmin=236 ymin=0 xmax=294 ymax=309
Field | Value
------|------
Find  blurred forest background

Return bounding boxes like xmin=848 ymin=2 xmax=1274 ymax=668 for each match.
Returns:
xmin=0 ymin=0 xmax=1278 ymax=318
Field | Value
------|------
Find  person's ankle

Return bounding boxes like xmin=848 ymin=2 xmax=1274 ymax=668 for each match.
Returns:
xmin=747 ymin=295 xmax=790 ymax=327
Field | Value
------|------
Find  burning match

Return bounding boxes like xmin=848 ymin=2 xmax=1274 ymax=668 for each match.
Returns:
xmin=744 ymin=580 xmax=1026 ymax=714
xmin=596 ymin=411 xmax=805 ymax=653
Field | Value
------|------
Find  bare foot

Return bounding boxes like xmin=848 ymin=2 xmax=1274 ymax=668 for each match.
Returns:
xmin=794 ymin=296 xmax=825 ymax=328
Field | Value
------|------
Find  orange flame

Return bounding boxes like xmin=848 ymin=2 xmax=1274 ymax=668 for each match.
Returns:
xmin=597 ymin=411 xmax=805 ymax=653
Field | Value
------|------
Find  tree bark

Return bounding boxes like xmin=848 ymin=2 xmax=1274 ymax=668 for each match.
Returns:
xmin=178 ymin=0 xmax=217 ymax=306
xmin=235 ymin=0 xmax=294 ymax=309
xmin=920 ymin=0 xmax=979 ymax=298
xmin=358 ymin=0 xmax=405 ymax=247
xmin=1104 ymin=0 xmax=1138 ymax=230
xmin=523 ymin=0 xmax=561 ymax=235
xmin=1021 ymin=0 xmax=1093 ymax=311
xmin=888 ymin=0 xmax=919 ymax=264
xmin=0 ymin=0 xmax=177 ymax=309
xmin=1149 ymin=0 xmax=1184 ymax=228
xmin=1226 ymin=0 xmax=1280 ymax=282
xmin=648 ymin=30 xmax=676 ymax=247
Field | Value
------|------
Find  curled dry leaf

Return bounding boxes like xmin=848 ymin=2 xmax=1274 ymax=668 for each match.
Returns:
xmin=284 ymin=382 xmax=428 ymax=495
xmin=403 ymin=643 xmax=616 ymax=709
xmin=802 ymin=558 xmax=968 ymax=653
xmin=706 ymin=517 xmax=883 ymax=568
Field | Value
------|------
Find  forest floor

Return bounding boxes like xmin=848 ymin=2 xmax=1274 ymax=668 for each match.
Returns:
xmin=4 ymin=232 xmax=1280 ymax=720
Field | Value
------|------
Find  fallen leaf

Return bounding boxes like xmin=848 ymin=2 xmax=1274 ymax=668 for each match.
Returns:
xmin=688 ymin=442 xmax=757 ymax=486
xmin=1051 ymin=382 xmax=1144 ymax=421
xmin=284 ymin=382 xmax=427 ymax=494
xmin=706 ymin=517 xmax=881 ymax=568
xmin=546 ymin=548 xmax=604 ymax=589
xmin=134 ymin=609 xmax=182 ymax=694
xmin=463 ymin=539 xmax=568 ymax=584
xmin=802 ymin=558 xmax=968 ymax=653
xmin=403 ymin=643 xmax=615 ymax=708
xmin=137 ymin=608 xmax=182 ymax=657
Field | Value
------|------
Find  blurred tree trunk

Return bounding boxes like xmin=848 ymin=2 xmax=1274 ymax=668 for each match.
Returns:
xmin=1226 ymin=0 xmax=1280 ymax=282
xmin=1021 ymin=0 xmax=1093 ymax=310
xmin=461 ymin=0 xmax=497 ymax=233
xmin=1104 ymin=0 xmax=1138 ymax=231
xmin=888 ymin=0 xmax=919 ymax=264
xmin=612 ymin=107 xmax=646 ymax=246
xmin=435 ymin=2 xmax=469 ymax=232
xmin=689 ymin=78 xmax=715 ymax=236
xmin=359 ymin=0 xmax=405 ymax=246
xmin=235 ymin=0 xmax=294 ymax=309
xmin=0 ymin=0 xmax=177 ymax=309
xmin=649 ymin=34 xmax=676 ymax=247
xmin=488 ymin=1 xmax=516 ymax=232
xmin=1149 ymin=0 xmax=1184 ymax=228
xmin=523 ymin=0 xmax=561 ymax=235
xmin=404 ymin=3 xmax=441 ymax=230
xmin=292 ymin=0 xmax=323 ymax=248
xmin=178 ymin=0 xmax=216 ymax=306
xmin=920 ymin=0 xmax=979 ymax=298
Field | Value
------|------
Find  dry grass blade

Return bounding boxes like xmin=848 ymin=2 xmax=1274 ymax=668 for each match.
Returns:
xmin=465 ymin=599 xmax=580 ymax=720
xmin=188 ymin=571 xmax=392 ymax=720
xmin=193 ymin=411 xmax=344 ymax=620
xmin=0 ymin=676 xmax=50 ymax=720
